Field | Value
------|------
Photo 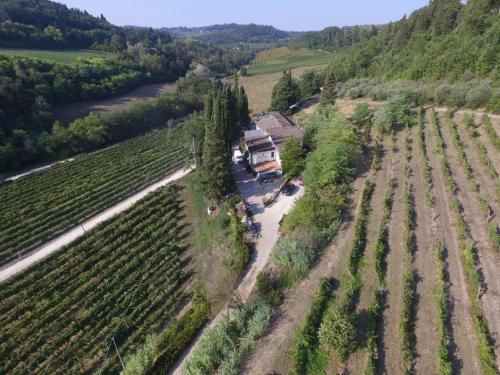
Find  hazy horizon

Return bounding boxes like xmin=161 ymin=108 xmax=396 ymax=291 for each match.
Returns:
xmin=55 ymin=0 xmax=430 ymax=31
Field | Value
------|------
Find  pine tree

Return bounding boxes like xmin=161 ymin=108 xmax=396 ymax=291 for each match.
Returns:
xmin=270 ymin=70 xmax=301 ymax=114
xmin=320 ymin=71 xmax=337 ymax=105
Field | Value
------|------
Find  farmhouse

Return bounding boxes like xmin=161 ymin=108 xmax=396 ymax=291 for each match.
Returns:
xmin=244 ymin=112 xmax=303 ymax=177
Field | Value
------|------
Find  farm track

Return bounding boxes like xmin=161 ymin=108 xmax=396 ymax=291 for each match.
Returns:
xmin=410 ymin=124 xmax=439 ymax=375
xmin=425 ymin=111 xmax=482 ymax=374
xmin=436 ymin=112 xmax=500 ymax=366
xmin=379 ymin=131 xmax=406 ymax=374
xmin=241 ymin=173 xmax=368 ymax=375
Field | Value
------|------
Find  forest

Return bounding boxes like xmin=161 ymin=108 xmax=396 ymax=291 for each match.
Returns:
xmin=0 ymin=0 xmax=252 ymax=173
xmin=291 ymin=0 xmax=500 ymax=83
xmin=164 ymin=23 xmax=300 ymax=47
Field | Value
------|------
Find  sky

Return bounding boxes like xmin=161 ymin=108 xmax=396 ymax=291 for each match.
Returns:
xmin=56 ymin=0 xmax=430 ymax=31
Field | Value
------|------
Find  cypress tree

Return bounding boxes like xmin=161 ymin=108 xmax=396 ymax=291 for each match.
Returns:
xmin=202 ymin=86 xmax=232 ymax=200
xmin=320 ymin=71 xmax=337 ymax=106
xmin=238 ymin=86 xmax=250 ymax=126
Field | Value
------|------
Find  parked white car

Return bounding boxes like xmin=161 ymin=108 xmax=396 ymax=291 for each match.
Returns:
xmin=233 ymin=149 xmax=244 ymax=163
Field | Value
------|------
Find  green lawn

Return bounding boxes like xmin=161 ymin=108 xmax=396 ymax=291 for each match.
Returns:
xmin=247 ymin=49 xmax=333 ymax=76
xmin=0 ymin=48 xmax=113 ymax=63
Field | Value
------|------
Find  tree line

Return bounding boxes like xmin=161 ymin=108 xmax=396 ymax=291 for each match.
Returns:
xmin=0 ymin=88 xmax=202 ymax=172
xmin=289 ymin=0 xmax=499 ymax=82
xmin=185 ymin=75 xmax=250 ymax=200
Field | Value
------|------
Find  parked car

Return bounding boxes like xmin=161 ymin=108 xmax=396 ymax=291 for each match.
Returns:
xmin=233 ymin=149 xmax=244 ymax=163
xmin=282 ymin=183 xmax=294 ymax=196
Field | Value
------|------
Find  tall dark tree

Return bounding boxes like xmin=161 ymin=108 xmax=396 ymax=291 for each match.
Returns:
xmin=270 ymin=70 xmax=301 ymax=114
xmin=202 ymin=86 xmax=232 ymax=199
xmin=238 ymin=86 xmax=250 ymax=126
xmin=320 ymin=71 xmax=337 ymax=105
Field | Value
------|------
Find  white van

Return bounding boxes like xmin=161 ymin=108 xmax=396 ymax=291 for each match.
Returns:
xmin=233 ymin=149 xmax=244 ymax=163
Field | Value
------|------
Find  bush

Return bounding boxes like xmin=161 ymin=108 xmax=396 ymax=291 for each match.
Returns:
xmin=183 ymin=300 xmax=271 ymax=375
xmin=123 ymin=298 xmax=211 ymax=375
xmin=290 ymin=278 xmax=334 ymax=375
xmin=319 ymin=309 xmax=357 ymax=361
xmin=486 ymin=97 xmax=500 ymax=114
xmin=466 ymin=83 xmax=492 ymax=109
xmin=373 ymin=95 xmax=413 ymax=134
xmin=272 ymin=236 xmax=315 ymax=280
xmin=281 ymin=137 xmax=306 ymax=178
xmin=434 ymin=83 xmax=466 ymax=107
xmin=256 ymin=271 xmax=282 ymax=307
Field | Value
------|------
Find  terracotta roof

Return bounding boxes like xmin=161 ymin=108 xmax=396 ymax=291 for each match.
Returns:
xmin=253 ymin=160 xmax=281 ymax=174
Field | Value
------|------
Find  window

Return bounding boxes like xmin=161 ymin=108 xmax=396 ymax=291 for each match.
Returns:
xmin=271 ymin=152 xmax=275 ymax=158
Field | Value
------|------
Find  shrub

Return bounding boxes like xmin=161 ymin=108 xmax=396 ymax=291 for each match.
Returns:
xmin=466 ymin=83 xmax=493 ymax=109
xmin=486 ymin=97 xmax=500 ymax=114
xmin=373 ymin=95 xmax=413 ymax=134
xmin=281 ymin=137 xmax=306 ymax=177
xmin=183 ymin=300 xmax=271 ymax=375
xmin=435 ymin=84 xmax=466 ymax=107
xmin=319 ymin=309 xmax=357 ymax=361
xmin=272 ymin=236 xmax=315 ymax=280
xmin=256 ymin=271 xmax=282 ymax=307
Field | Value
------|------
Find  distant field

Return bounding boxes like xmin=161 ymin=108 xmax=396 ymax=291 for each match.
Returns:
xmin=232 ymin=65 xmax=326 ymax=113
xmin=0 ymin=48 xmax=113 ymax=63
xmin=247 ymin=47 xmax=333 ymax=76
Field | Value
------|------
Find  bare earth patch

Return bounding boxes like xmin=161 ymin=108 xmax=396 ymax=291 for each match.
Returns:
xmin=53 ymin=81 xmax=177 ymax=123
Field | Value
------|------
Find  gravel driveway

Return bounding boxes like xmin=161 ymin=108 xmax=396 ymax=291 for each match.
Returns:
xmin=170 ymin=162 xmax=304 ymax=374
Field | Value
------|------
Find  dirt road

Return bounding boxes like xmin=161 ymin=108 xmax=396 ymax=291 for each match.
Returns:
xmin=53 ymin=81 xmax=177 ymax=124
xmin=169 ymin=162 xmax=303 ymax=375
xmin=0 ymin=166 xmax=193 ymax=283
xmin=244 ymin=167 xmax=369 ymax=374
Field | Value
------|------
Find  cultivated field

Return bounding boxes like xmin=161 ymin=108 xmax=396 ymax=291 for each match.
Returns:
xmin=232 ymin=66 xmax=326 ymax=113
xmin=0 ymin=127 xmax=188 ymax=268
xmin=0 ymin=48 xmax=113 ymax=63
xmin=0 ymin=184 xmax=189 ymax=374
xmin=53 ymin=81 xmax=178 ymax=124
xmin=247 ymin=47 xmax=332 ymax=76
xmin=243 ymin=108 xmax=500 ymax=374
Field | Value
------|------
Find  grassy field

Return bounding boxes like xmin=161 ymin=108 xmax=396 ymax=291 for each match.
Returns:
xmin=231 ymin=65 xmax=326 ymax=113
xmin=247 ymin=47 xmax=332 ymax=76
xmin=0 ymin=48 xmax=113 ymax=63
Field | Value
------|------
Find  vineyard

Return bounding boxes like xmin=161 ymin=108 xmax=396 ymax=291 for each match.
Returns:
xmin=243 ymin=107 xmax=500 ymax=374
xmin=0 ymin=184 xmax=194 ymax=374
xmin=0 ymin=127 xmax=188 ymax=267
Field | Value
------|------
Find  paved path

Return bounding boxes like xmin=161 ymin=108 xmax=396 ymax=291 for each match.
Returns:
xmin=0 ymin=166 xmax=194 ymax=283
xmin=170 ymin=162 xmax=303 ymax=374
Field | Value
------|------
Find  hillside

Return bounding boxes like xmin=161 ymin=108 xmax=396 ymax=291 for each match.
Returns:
xmin=163 ymin=23 xmax=301 ymax=48
xmin=0 ymin=0 xmax=251 ymax=173
xmin=290 ymin=0 xmax=500 ymax=82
